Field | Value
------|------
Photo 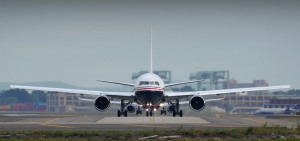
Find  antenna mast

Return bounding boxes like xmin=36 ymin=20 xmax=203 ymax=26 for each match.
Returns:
xmin=150 ymin=26 xmax=153 ymax=73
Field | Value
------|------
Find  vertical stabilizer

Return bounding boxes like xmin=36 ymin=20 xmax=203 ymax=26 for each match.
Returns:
xmin=150 ymin=25 xmax=153 ymax=73
xmin=292 ymin=104 xmax=299 ymax=109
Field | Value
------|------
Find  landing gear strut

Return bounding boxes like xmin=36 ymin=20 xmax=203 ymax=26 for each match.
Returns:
xmin=117 ymin=99 xmax=131 ymax=117
xmin=136 ymin=107 xmax=142 ymax=115
xmin=161 ymin=107 xmax=166 ymax=115
xmin=171 ymin=99 xmax=183 ymax=117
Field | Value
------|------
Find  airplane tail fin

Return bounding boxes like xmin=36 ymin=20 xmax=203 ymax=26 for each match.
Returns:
xmin=150 ymin=25 xmax=153 ymax=73
xmin=292 ymin=104 xmax=299 ymax=109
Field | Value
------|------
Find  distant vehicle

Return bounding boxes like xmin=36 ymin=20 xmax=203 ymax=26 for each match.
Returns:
xmin=254 ymin=104 xmax=299 ymax=114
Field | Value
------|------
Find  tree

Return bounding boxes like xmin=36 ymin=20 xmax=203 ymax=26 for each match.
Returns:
xmin=171 ymin=87 xmax=180 ymax=92
xmin=32 ymin=90 xmax=46 ymax=103
xmin=180 ymin=86 xmax=195 ymax=92
xmin=0 ymin=89 xmax=32 ymax=104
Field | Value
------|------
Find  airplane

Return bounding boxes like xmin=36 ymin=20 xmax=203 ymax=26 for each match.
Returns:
xmin=254 ymin=104 xmax=299 ymax=114
xmin=9 ymin=26 xmax=291 ymax=117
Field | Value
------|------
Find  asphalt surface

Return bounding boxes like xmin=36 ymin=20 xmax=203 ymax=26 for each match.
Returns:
xmin=0 ymin=112 xmax=299 ymax=130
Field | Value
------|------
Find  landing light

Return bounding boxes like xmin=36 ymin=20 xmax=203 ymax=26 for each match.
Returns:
xmin=160 ymin=103 xmax=163 ymax=107
xmin=146 ymin=109 xmax=148 ymax=111
xmin=154 ymin=108 xmax=156 ymax=111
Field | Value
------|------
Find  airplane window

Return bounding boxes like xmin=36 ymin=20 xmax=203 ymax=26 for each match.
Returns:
xmin=139 ymin=81 xmax=144 ymax=85
xmin=155 ymin=81 xmax=159 ymax=86
xmin=150 ymin=81 xmax=154 ymax=85
xmin=144 ymin=81 xmax=149 ymax=85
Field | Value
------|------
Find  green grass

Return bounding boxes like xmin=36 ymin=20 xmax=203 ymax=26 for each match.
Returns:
xmin=0 ymin=124 xmax=300 ymax=140
xmin=0 ymin=139 xmax=300 ymax=141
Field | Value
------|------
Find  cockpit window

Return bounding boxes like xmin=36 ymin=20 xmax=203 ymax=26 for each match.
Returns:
xmin=139 ymin=81 xmax=160 ymax=85
xmin=139 ymin=81 xmax=144 ymax=85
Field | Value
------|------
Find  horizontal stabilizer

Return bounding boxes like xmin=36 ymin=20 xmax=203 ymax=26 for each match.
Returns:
xmin=165 ymin=79 xmax=205 ymax=87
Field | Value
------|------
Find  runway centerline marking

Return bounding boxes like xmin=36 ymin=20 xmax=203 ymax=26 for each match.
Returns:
xmin=39 ymin=124 xmax=76 ymax=128
xmin=45 ymin=118 xmax=59 ymax=123
xmin=151 ymin=116 xmax=153 ymax=122
xmin=216 ymin=113 xmax=220 ymax=118
xmin=125 ymin=124 xmax=169 ymax=128
xmin=244 ymin=118 xmax=269 ymax=125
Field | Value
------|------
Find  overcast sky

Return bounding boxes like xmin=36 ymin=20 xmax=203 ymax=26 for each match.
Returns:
xmin=0 ymin=0 xmax=299 ymax=88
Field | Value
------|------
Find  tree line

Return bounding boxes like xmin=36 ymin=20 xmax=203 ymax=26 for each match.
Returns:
xmin=0 ymin=89 xmax=46 ymax=104
xmin=272 ymin=89 xmax=300 ymax=95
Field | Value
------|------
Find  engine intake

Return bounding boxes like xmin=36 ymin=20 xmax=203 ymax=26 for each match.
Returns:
xmin=167 ymin=104 xmax=175 ymax=113
xmin=126 ymin=104 xmax=136 ymax=113
xmin=94 ymin=96 xmax=110 ymax=111
xmin=189 ymin=96 xmax=206 ymax=111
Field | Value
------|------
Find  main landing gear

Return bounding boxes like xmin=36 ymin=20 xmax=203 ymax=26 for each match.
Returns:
xmin=136 ymin=107 xmax=142 ymax=115
xmin=170 ymin=99 xmax=183 ymax=117
xmin=161 ymin=107 xmax=166 ymax=115
xmin=117 ymin=99 xmax=132 ymax=117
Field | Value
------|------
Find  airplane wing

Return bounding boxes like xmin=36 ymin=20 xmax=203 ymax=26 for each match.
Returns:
xmin=10 ymin=85 xmax=134 ymax=100
xmin=165 ymin=80 xmax=205 ymax=87
xmin=165 ymin=85 xmax=291 ymax=99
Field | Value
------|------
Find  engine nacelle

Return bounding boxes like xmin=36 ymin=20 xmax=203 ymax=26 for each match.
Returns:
xmin=189 ymin=95 xmax=206 ymax=111
xmin=94 ymin=95 xmax=110 ymax=112
xmin=126 ymin=104 xmax=136 ymax=113
xmin=167 ymin=104 xmax=175 ymax=113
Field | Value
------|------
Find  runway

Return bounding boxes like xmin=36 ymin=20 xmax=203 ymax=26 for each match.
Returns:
xmin=0 ymin=113 xmax=298 ymax=130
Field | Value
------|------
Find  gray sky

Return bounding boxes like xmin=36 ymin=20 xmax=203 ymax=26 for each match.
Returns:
xmin=0 ymin=0 xmax=299 ymax=88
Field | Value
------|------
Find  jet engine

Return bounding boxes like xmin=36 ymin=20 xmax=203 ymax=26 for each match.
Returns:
xmin=189 ymin=95 xmax=206 ymax=111
xmin=94 ymin=95 xmax=110 ymax=112
xmin=126 ymin=104 xmax=136 ymax=113
xmin=167 ymin=104 xmax=176 ymax=113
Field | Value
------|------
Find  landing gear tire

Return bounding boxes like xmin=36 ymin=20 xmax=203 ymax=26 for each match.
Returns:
xmin=136 ymin=110 xmax=142 ymax=115
xmin=179 ymin=110 xmax=183 ymax=117
xmin=146 ymin=111 xmax=149 ymax=117
xmin=150 ymin=110 xmax=153 ymax=116
xmin=161 ymin=110 xmax=166 ymax=115
xmin=124 ymin=110 xmax=128 ymax=117
xmin=173 ymin=110 xmax=176 ymax=117
xmin=118 ymin=110 xmax=121 ymax=117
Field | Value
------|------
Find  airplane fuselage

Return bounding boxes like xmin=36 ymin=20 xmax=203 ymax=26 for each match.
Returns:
xmin=134 ymin=73 xmax=165 ymax=106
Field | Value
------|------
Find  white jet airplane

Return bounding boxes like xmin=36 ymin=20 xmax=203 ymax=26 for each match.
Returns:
xmin=10 ymin=27 xmax=291 ymax=117
xmin=254 ymin=104 xmax=299 ymax=114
